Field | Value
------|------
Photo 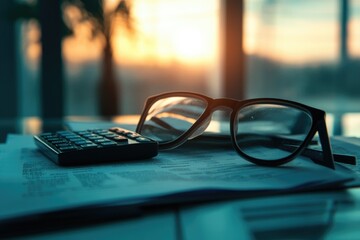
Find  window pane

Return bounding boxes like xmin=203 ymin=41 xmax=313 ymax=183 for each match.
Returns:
xmin=244 ymin=0 xmax=360 ymax=114
xmin=19 ymin=20 xmax=41 ymax=117
xmin=63 ymin=0 xmax=221 ymax=116
xmin=350 ymin=0 xmax=360 ymax=58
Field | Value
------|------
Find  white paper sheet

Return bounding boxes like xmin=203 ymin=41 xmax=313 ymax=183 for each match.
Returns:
xmin=331 ymin=137 xmax=360 ymax=174
xmin=0 ymin=134 xmax=354 ymax=221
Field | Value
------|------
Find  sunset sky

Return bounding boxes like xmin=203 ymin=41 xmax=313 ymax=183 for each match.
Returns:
xmin=25 ymin=0 xmax=360 ymax=66
xmin=19 ymin=0 xmax=360 ymax=117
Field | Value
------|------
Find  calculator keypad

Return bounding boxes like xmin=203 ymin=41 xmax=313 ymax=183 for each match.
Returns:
xmin=40 ymin=128 xmax=147 ymax=151
xmin=34 ymin=127 xmax=158 ymax=165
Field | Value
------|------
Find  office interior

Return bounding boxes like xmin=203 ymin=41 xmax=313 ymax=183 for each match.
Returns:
xmin=1 ymin=0 xmax=360 ymax=239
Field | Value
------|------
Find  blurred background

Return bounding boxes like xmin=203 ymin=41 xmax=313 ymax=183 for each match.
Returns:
xmin=1 ymin=0 xmax=359 ymax=134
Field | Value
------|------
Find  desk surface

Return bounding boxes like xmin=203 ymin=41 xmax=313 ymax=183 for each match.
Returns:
xmin=1 ymin=115 xmax=360 ymax=239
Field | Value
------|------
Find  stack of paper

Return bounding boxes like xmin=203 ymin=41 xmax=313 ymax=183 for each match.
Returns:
xmin=0 ymin=130 xmax=358 ymax=230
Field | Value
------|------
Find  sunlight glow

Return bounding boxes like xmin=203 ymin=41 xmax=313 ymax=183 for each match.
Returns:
xmin=62 ymin=5 xmax=103 ymax=63
xmin=349 ymin=19 xmax=360 ymax=57
xmin=104 ymin=0 xmax=121 ymax=13
xmin=112 ymin=0 xmax=219 ymax=66
xmin=24 ymin=20 xmax=41 ymax=64
xmin=60 ymin=0 xmax=220 ymax=66
xmin=343 ymin=113 xmax=360 ymax=136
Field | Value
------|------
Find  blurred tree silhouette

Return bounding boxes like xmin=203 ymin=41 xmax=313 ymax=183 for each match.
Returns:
xmin=11 ymin=0 xmax=133 ymax=116
xmin=62 ymin=0 xmax=133 ymax=116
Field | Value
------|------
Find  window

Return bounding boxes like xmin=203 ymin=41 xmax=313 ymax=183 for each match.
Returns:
xmin=8 ymin=0 xmax=360 ymax=125
xmin=244 ymin=0 xmax=360 ymax=114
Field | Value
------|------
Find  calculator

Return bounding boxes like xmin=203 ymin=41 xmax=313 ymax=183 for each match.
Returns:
xmin=33 ymin=127 xmax=158 ymax=166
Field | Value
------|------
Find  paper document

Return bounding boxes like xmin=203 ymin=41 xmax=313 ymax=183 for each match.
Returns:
xmin=331 ymin=137 xmax=360 ymax=173
xmin=0 ymin=134 xmax=355 ymax=222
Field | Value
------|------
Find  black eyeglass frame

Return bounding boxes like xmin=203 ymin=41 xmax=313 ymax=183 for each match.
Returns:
xmin=136 ymin=92 xmax=336 ymax=169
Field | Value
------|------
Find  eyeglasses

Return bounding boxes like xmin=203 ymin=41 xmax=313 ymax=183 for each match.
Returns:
xmin=136 ymin=92 xmax=356 ymax=169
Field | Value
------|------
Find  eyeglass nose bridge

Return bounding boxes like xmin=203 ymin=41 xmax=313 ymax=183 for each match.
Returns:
xmin=209 ymin=98 xmax=240 ymax=111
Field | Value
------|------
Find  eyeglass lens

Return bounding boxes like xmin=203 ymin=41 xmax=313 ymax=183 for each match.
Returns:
xmin=141 ymin=96 xmax=208 ymax=142
xmin=235 ymin=104 xmax=313 ymax=161
xmin=140 ymin=96 xmax=313 ymax=162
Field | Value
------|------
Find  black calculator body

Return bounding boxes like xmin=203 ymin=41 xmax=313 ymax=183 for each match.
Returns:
xmin=34 ymin=127 xmax=158 ymax=166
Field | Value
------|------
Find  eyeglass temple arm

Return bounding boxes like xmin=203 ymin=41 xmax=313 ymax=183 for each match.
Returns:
xmin=316 ymin=118 xmax=336 ymax=169
xmin=280 ymin=120 xmax=354 ymax=169
xmin=281 ymin=144 xmax=356 ymax=165
xmin=269 ymin=135 xmax=356 ymax=166
xmin=244 ymin=135 xmax=356 ymax=167
xmin=300 ymin=147 xmax=356 ymax=165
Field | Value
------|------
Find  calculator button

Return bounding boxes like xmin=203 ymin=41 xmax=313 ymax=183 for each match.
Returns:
xmin=76 ymin=131 xmax=90 ymax=135
xmin=100 ymin=141 xmax=117 ymax=147
xmin=110 ymin=127 xmax=127 ymax=132
xmin=41 ymin=135 xmax=57 ymax=139
xmin=126 ymin=132 xmax=140 ymax=138
xmin=103 ymin=133 xmax=118 ymax=138
xmin=111 ymin=128 xmax=127 ymax=135
xmin=56 ymin=143 xmax=73 ymax=147
xmin=57 ymin=132 xmax=75 ymax=137
xmin=72 ymin=140 xmax=91 ymax=145
xmin=93 ymin=129 xmax=109 ymax=134
xmin=135 ymin=137 xmax=152 ymax=143
xmin=80 ymin=143 xmax=98 ymax=149
xmin=46 ymin=137 xmax=62 ymax=141
xmin=93 ymin=139 xmax=108 ymax=143
xmin=64 ymin=135 xmax=80 ymax=139
xmin=82 ymin=133 xmax=99 ymax=138
xmin=51 ymin=140 xmax=68 ymax=144
xmin=113 ymin=136 xmax=128 ymax=142
xmin=59 ymin=146 xmax=77 ymax=151
xmin=67 ymin=138 xmax=84 ymax=143
xmin=87 ymin=136 xmax=103 ymax=140
xmin=97 ymin=131 xmax=113 ymax=136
